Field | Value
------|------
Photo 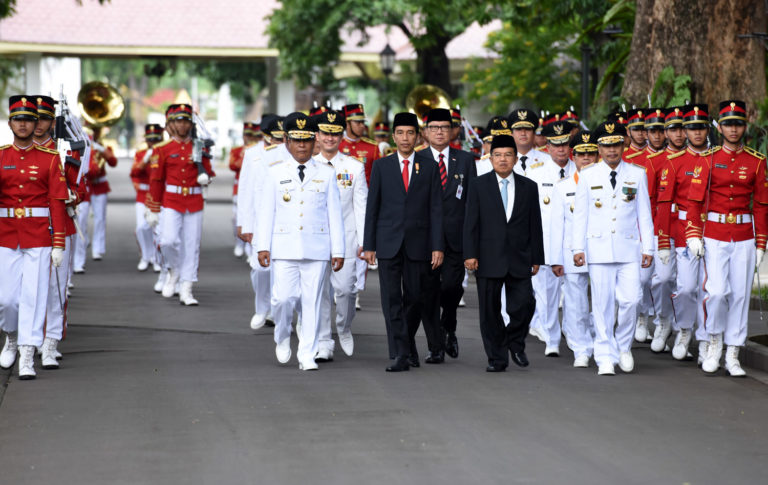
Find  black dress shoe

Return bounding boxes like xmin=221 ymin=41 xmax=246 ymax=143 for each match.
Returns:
xmin=425 ymin=351 xmax=445 ymax=364
xmin=511 ymin=351 xmax=529 ymax=367
xmin=408 ymin=355 xmax=420 ymax=368
xmin=445 ymin=332 xmax=459 ymax=358
xmin=386 ymin=357 xmax=410 ymax=372
xmin=486 ymin=364 xmax=507 ymax=372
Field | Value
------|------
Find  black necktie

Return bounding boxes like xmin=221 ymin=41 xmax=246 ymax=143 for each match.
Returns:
xmin=610 ymin=170 xmax=617 ymax=189
xmin=560 ymin=168 xmax=565 ymax=179
xmin=520 ymin=155 xmax=528 ymax=171
xmin=298 ymin=164 xmax=306 ymax=182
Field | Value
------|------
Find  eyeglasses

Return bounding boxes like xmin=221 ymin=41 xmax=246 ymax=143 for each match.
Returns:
xmin=427 ymin=125 xmax=451 ymax=133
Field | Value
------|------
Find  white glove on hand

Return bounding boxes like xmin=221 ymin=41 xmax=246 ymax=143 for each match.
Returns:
xmin=142 ymin=148 xmax=154 ymax=164
xmin=51 ymin=248 xmax=64 ymax=268
xmin=757 ymin=249 xmax=765 ymax=267
xmin=687 ymin=238 xmax=704 ymax=258
xmin=145 ymin=209 xmax=159 ymax=228
xmin=196 ymin=173 xmax=210 ymax=186
xmin=658 ymin=249 xmax=671 ymax=265
xmin=66 ymin=188 xmax=77 ymax=204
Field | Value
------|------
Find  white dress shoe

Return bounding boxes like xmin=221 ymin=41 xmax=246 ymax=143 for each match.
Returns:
xmin=299 ymin=358 xmax=318 ymax=371
xmin=697 ymin=340 xmax=709 ymax=366
xmin=234 ymin=245 xmax=245 ymax=258
xmin=152 ymin=262 xmax=162 ymax=273
xmin=544 ymin=345 xmax=559 ymax=357
xmin=179 ymin=281 xmax=199 ymax=306
xmin=650 ymin=322 xmax=672 ymax=352
xmin=0 ymin=332 xmax=18 ymax=369
xmin=41 ymin=337 xmax=60 ymax=370
xmin=92 ymin=253 xmax=103 ymax=261
xmin=67 ymin=281 xmax=74 ymax=289
xmin=17 ymin=345 xmax=36 ymax=380
xmin=702 ymin=333 xmax=723 ymax=374
xmin=618 ymin=351 xmax=634 ymax=372
xmin=355 ymin=294 xmax=361 ymax=310
xmin=634 ymin=314 xmax=648 ymax=342
xmin=529 ymin=327 xmax=546 ymax=343
xmin=154 ymin=269 xmax=168 ymax=293
xmin=573 ymin=355 xmax=589 ymax=368
xmin=137 ymin=259 xmax=150 ymax=272
xmin=275 ymin=339 xmax=291 ymax=364
xmin=672 ymin=328 xmax=692 ymax=360
xmin=368 ymin=263 xmax=378 ymax=270
xmin=315 ymin=348 xmax=334 ymax=362
xmin=161 ymin=269 xmax=179 ymax=298
xmin=458 ymin=297 xmax=466 ymax=308
xmin=725 ymin=345 xmax=746 ymax=377
xmin=73 ymin=266 xmax=85 ymax=274
xmin=339 ymin=331 xmax=354 ymax=356
xmin=250 ymin=313 xmax=267 ymax=330
xmin=598 ymin=363 xmax=615 ymax=375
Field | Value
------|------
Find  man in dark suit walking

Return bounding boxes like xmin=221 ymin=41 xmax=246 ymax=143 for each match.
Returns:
xmin=418 ymin=108 xmax=477 ymax=363
xmin=464 ymin=134 xmax=544 ymax=372
xmin=364 ymin=112 xmax=444 ymax=372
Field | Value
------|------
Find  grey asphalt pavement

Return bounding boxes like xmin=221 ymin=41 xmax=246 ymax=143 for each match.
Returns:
xmin=1 ymin=160 xmax=767 ymax=484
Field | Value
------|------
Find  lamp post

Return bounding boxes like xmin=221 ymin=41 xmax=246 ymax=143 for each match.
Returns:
xmin=379 ymin=43 xmax=395 ymax=124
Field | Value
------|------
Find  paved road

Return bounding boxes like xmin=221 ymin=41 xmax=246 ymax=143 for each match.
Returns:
xmin=1 ymin=160 xmax=768 ymax=484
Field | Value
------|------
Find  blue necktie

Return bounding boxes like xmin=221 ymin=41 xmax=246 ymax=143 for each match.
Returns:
xmin=501 ymin=178 xmax=509 ymax=214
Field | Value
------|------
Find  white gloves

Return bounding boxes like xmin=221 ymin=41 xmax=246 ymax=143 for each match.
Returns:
xmin=658 ymin=249 xmax=671 ymax=265
xmin=51 ymin=248 xmax=64 ymax=267
xmin=687 ymin=238 xmax=704 ymax=258
xmin=757 ymin=249 xmax=765 ymax=267
xmin=145 ymin=209 xmax=159 ymax=228
xmin=66 ymin=188 xmax=77 ymax=204
xmin=142 ymin=148 xmax=154 ymax=164
xmin=197 ymin=173 xmax=210 ymax=186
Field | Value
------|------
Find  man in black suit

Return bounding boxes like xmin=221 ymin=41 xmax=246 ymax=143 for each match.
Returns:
xmin=363 ymin=112 xmax=444 ymax=372
xmin=418 ymin=108 xmax=477 ymax=363
xmin=464 ymin=134 xmax=544 ymax=372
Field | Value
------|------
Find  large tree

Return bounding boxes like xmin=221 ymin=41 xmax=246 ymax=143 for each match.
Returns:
xmin=622 ymin=0 xmax=767 ymax=116
xmin=267 ymin=0 xmax=502 ymax=96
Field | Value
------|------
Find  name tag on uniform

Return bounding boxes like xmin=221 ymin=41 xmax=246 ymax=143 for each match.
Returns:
xmin=542 ymin=183 xmax=553 ymax=187
xmin=566 ymin=192 xmax=575 ymax=196
xmin=715 ymin=163 xmax=728 ymax=169
xmin=170 ymin=154 xmax=180 ymax=158
xmin=456 ymin=184 xmax=463 ymax=199
xmin=591 ymin=185 xmax=602 ymax=190
xmin=2 ymin=165 xmax=15 ymax=169
xmin=280 ymin=179 xmax=292 ymax=184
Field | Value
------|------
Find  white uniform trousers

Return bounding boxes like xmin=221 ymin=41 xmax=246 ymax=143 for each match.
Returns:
xmin=530 ymin=266 xmax=562 ymax=347
xmin=232 ymin=195 xmax=245 ymax=253
xmin=651 ymin=237 xmax=676 ymax=325
xmin=135 ymin=202 xmax=155 ymax=263
xmin=354 ymin=256 xmax=366 ymax=293
xmin=672 ymin=245 xmax=705 ymax=335
xmin=589 ymin=262 xmax=641 ymax=366
xmin=702 ymin=238 xmax=755 ymax=346
xmin=562 ymin=272 xmax=593 ymax=358
xmin=271 ymin=259 xmax=330 ymax=362
xmin=639 ymin=258 xmax=654 ymax=316
xmin=73 ymin=200 xmax=90 ymax=270
xmin=247 ymin=243 xmax=272 ymax=316
xmin=318 ymin=257 xmax=358 ymax=352
xmin=45 ymin=235 xmax=73 ymax=341
xmin=159 ymin=208 xmax=203 ymax=283
xmin=90 ymin=193 xmax=108 ymax=257
xmin=0 ymin=246 xmax=51 ymax=347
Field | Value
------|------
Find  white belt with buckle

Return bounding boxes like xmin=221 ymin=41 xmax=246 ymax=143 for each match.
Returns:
xmin=707 ymin=212 xmax=752 ymax=224
xmin=166 ymin=184 xmax=202 ymax=196
xmin=93 ymin=176 xmax=108 ymax=184
xmin=677 ymin=210 xmax=687 ymax=220
xmin=137 ymin=183 xmax=150 ymax=191
xmin=0 ymin=207 xmax=50 ymax=218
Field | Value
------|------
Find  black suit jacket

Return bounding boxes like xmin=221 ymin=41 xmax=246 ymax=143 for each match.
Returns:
xmin=364 ymin=151 xmax=443 ymax=261
xmin=417 ymin=147 xmax=477 ymax=252
xmin=463 ymin=171 xmax=544 ymax=278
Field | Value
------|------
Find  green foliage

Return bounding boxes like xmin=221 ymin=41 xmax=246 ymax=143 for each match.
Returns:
xmin=0 ymin=56 xmax=23 ymax=100
xmin=1 ymin=0 xmax=111 ymax=19
xmin=649 ymin=66 xmax=692 ymax=108
xmin=747 ymin=97 xmax=768 ymax=155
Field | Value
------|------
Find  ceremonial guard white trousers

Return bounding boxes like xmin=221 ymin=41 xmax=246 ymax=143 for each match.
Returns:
xmin=159 ymin=208 xmax=203 ymax=283
xmin=530 ymin=266 xmax=562 ymax=347
xmin=672 ymin=245 xmax=706 ymax=339
xmin=651 ymin=237 xmax=676 ymax=325
xmin=73 ymin=200 xmax=90 ymax=270
xmin=135 ymin=202 xmax=155 ymax=263
xmin=562 ymin=272 xmax=593 ymax=358
xmin=0 ymin=246 xmax=51 ymax=347
xmin=271 ymin=259 xmax=330 ymax=362
xmin=702 ymin=238 xmax=754 ymax=347
xmin=90 ymin=193 xmax=108 ymax=257
xmin=46 ymin=235 xmax=73 ymax=341
xmin=319 ymin=256 xmax=358 ymax=351
xmin=589 ymin=262 xmax=641 ymax=366
xmin=248 ymin=242 xmax=271 ymax=316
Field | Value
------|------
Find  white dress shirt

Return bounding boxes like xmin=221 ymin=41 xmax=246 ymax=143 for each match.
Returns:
xmin=430 ymin=146 xmax=450 ymax=173
xmin=496 ymin=172 xmax=515 ymax=221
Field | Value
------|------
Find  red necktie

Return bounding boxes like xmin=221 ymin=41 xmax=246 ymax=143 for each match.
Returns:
xmin=438 ymin=153 xmax=447 ymax=189
xmin=402 ymin=159 xmax=410 ymax=192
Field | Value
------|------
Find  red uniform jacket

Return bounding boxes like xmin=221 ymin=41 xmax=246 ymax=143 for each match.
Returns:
xmin=626 ymin=146 xmax=663 ymax=230
xmin=339 ymin=136 xmax=380 ymax=185
xmin=229 ymin=145 xmax=245 ymax=196
xmin=686 ymin=145 xmax=768 ymax=249
xmin=87 ymin=143 xmax=118 ymax=195
xmin=655 ymin=147 xmax=705 ymax=249
xmin=624 ymin=144 xmax=645 ymax=159
xmin=148 ymin=138 xmax=215 ymax=214
xmin=131 ymin=148 xmax=151 ymax=204
xmin=0 ymin=144 xmax=68 ymax=249
xmin=38 ymin=137 xmax=81 ymax=237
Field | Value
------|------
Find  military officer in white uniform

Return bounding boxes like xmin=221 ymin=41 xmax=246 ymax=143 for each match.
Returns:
xmin=256 ymin=112 xmax=345 ymax=371
xmin=525 ymin=121 xmax=576 ymax=356
xmin=550 ymin=130 xmax=599 ymax=367
xmin=508 ymin=108 xmax=553 ymax=177
xmin=573 ymin=121 xmax=654 ymax=376
xmin=313 ymin=110 xmax=367 ymax=359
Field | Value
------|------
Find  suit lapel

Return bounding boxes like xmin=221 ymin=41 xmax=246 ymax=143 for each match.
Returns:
xmin=487 ymin=172 xmax=507 ymax=225
xmin=389 ymin=155 xmax=407 ymax=195
xmin=509 ymin=173 xmax=524 ymax=223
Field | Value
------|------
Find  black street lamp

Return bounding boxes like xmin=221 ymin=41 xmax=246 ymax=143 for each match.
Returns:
xmin=379 ymin=43 xmax=395 ymax=124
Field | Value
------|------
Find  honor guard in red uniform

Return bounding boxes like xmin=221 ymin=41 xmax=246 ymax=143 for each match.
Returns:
xmin=132 ymin=124 xmax=164 ymax=272
xmin=146 ymin=103 xmax=215 ymax=306
xmin=229 ymin=121 xmax=260 ymax=258
xmin=560 ymin=108 xmax=580 ymax=138
xmin=0 ymin=95 xmax=68 ymax=379
xmin=656 ymin=104 xmax=712 ymax=362
xmin=373 ymin=121 xmax=392 ymax=157
xmin=84 ymin=125 xmax=117 ymax=262
xmin=624 ymin=108 xmax=647 ymax=157
xmin=339 ymin=104 xmax=381 ymax=184
xmin=449 ymin=108 xmax=462 ymax=150
xmin=686 ymin=100 xmax=768 ymax=377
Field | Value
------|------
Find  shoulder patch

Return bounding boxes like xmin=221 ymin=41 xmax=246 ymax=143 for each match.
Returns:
xmin=745 ymin=146 xmax=767 ymax=160
xmin=668 ymin=150 xmax=686 ymax=160
xmin=625 ymin=151 xmax=644 ymax=159
xmin=34 ymin=145 xmax=59 ymax=155
xmin=265 ymin=144 xmax=279 ymax=151
xmin=268 ymin=159 xmax=283 ymax=167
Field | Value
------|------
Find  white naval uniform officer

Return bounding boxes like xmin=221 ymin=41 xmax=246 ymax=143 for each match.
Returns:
xmin=525 ymin=121 xmax=576 ymax=356
xmin=256 ymin=112 xmax=345 ymax=371
xmin=573 ymin=121 xmax=654 ymax=376
xmin=314 ymin=110 xmax=367 ymax=359
xmin=550 ymin=130 xmax=600 ymax=367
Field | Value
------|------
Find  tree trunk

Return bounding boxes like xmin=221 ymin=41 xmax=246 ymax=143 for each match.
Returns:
xmin=622 ymin=0 xmax=766 ymax=118
xmin=415 ymin=38 xmax=453 ymax=96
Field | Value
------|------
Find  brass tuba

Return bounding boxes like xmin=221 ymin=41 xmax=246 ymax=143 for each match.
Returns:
xmin=405 ymin=84 xmax=452 ymax=120
xmin=77 ymin=81 xmax=125 ymax=127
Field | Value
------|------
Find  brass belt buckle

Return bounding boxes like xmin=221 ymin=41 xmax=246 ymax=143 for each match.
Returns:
xmin=182 ymin=186 xmax=189 ymax=196
xmin=726 ymin=213 xmax=736 ymax=224
xmin=14 ymin=207 xmax=24 ymax=218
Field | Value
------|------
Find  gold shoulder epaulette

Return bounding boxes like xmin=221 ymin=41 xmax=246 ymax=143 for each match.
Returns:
xmin=625 ymin=151 xmax=644 ymax=159
xmin=668 ymin=150 xmax=686 ymax=159
xmin=480 ymin=153 xmax=490 ymax=160
xmin=701 ymin=146 xmax=722 ymax=156
xmin=745 ymin=146 xmax=766 ymax=160
xmin=153 ymin=139 xmax=172 ymax=149
xmin=647 ymin=150 xmax=664 ymax=159
xmin=265 ymin=144 xmax=278 ymax=151
xmin=362 ymin=137 xmax=377 ymax=145
xmin=34 ymin=145 xmax=59 ymax=155
xmin=0 ymin=144 xmax=11 ymax=150
xmin=268 ymin=159 xmax=283 ymax=166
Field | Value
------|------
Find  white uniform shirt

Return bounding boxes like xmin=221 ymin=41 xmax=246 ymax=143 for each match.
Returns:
xmin=514 ymin=147 xmax=552 ymax=177
xmin=476 ymin=154 xmax=493 ymax=176
xmin=525 ymin=159 xmax=575 ymax=264
xmin=550 ymin=172 xmax=588 ymax=274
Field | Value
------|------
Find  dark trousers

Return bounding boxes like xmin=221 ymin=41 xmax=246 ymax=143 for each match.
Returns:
xmin=422 ymin=247 xmax=465 ymax=351
xmin=477 ymin=274 xmax=535 ymax=368
xmin=378 ymin=245 xmax=430 ymax=359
